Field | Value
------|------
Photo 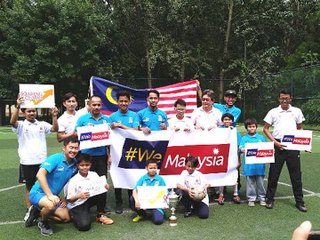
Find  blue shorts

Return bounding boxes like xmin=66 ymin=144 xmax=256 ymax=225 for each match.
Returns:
xmin=29 ymin=190 xmax=46 ymax=208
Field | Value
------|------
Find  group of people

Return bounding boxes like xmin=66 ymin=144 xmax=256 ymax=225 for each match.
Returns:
xmin=11 ymin=83 xmax=308 ymax=236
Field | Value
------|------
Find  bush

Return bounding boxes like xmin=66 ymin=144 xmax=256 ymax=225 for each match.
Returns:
xmin=301 ymin=98 xmax=320 ymax=124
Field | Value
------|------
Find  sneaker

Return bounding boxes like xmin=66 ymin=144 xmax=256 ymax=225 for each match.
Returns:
xmin=104 ymin=207 xmax=112 ymax=215
xmin=38 ymin=220 xmax=53 ymax=236
xmin=25 ymin=205 xmax=40 ymax=227
xmin=96 ymin=215 xmax=114 ymax=225
xmin=24 ymin=206 xmax=32 ymax=221
xmin=132 ymin=215 xmax=143 ymax=223
xmin=248 ymin=201 xmax=255 ymax=207
xmin=260 ymin=201 xmax=266 ymax=206
xmin=218 ymin=195 xmax=225 ymax=205
xmin=115 ymin=205 xmax=123 ymax=214
xmin=233 ymin=195 xmax=241 ymax=204
xmin=184 ymin=211 xmax=192 ymax=218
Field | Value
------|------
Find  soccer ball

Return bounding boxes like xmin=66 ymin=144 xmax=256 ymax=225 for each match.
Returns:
xmin=190 ymin=186 xmax=207 ymax=201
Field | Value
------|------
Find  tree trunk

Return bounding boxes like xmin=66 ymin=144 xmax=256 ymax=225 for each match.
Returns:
xmin=219 ymin=0 xmax=233 ymax=100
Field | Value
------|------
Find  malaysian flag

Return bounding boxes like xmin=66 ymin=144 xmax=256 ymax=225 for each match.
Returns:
xmin=90 ymin=76 xmax=198 ymax=118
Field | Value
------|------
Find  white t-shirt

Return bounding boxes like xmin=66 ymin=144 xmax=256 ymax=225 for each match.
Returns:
xmin=264 ymin=105 xmax=305 ymax=139
xmin=190 ymin=107 xmax=222 ymax=130
xmin=178 ymin=170 xmax=209 ymax=205
xmin=12 ymin=119 xmax=52 ymax=165
xmin=168 ymin=115 xmax=193 ymax=130
xmin=66 ymin=171 xmax=104 ymax=209
xmin=58 ymin=108 xmax=87 ymax=133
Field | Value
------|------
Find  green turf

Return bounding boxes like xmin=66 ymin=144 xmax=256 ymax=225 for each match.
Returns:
xmin=0 ymin=126 xmax=319 ymax=240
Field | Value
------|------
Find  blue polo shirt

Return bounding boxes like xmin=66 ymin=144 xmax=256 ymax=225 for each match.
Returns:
xmin=240 ymin=133 xmax=267 ymax=176
xmin=30 ymin=152 xmax=77 ymax=196
xmin=214 ymin=103 xmax=241 ymax=126
xmin=138 ymin=107 xmax=168 ymax=131
xmin=134 ymin=173 xmax=166 ymax=189
xmin=75 ymin=113 xmax=110 ymax=156
xmin=110 ymin=110 xmax=139 ymax=128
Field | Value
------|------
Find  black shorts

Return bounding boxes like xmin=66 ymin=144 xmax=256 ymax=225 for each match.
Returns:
xmin=20 ymin=164 xmax=40 ymax=190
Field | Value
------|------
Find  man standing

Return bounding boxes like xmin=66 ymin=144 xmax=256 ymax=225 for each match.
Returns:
xmin=138 ymin=90 xmax=168 ymax=134
xmin=10 ymin=96 xmax=58 ymax=221
xmin=214 ymin=89 xmax=241 ymax=126
xmin=26 ymin=137 xmax=79 ymax=236
xmin=191 ymin=89 xmax=222 ymax=130
xmin=57 ymin=92 xmax=89 ymax=142
xmin=263 ymin=89 xmax=307 ymax=212
xmin=75 ymin=95 xmax=113 ymax=218
xmin=109 ymin=91 xmax=139 ymax=214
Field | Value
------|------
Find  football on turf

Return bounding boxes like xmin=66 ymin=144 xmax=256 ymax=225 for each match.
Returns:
xmin=190 ymin=186 xmax=207 ymax=201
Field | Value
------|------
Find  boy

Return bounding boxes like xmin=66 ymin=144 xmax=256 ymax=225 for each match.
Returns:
xmin=26 ymin=137 xmax=79 ymax=236
xmin=239 ymin=118 xmax=267 ymax=207
xmin=217 ymin=113 xmax=241 ymax=205
xmin=176 ymin=156 xmax=209 ymax=219
xmin=66 ymin=154 xmax=113 ymax=231
xmin=10 ymin=96 xmax=58 ymax=221
xmin=130 ymin=159 xmax=166 ymax=225
xmin=168 ymin=99 xmax=192 ymax=132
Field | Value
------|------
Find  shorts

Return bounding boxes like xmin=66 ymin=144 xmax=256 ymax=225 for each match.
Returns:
xmin=20 ymin=164 xmax=40 ymax=190
xmin=29 ymin=190 xmax=46 ymax=208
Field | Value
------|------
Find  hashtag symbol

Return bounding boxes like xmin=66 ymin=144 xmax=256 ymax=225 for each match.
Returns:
xmin=125 ymin=147 xmax=137 ymax=161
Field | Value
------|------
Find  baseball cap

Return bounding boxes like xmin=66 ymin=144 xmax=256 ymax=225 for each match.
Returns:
xmin=224 ymin=90 xmax=237 ymax=96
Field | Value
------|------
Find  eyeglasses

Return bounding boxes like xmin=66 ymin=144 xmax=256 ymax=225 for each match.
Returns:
xmin=201 ymin=98 xmax=212 ymax=102
xmin=175 ymin=108 xmax=186 ymax=111
xmin=279 ymin=98 xmax=291 ymax=101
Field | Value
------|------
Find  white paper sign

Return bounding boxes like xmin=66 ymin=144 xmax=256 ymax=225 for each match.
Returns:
xmin=77 ymin=124 xmax=112 ymax=150
xmin=84 ymin=176 xmax=108 ymax=197
xmin=281 ymin=130 xmax=312 ymax=151
xmin=19 ymin=84 xmax=55 ymax=108
xmin=245 ymin=142 xmax=275 ymax=164
xmin=137 ymin=186 xmax=168 ymax=209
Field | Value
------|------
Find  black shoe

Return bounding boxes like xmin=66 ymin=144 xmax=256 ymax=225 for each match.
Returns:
xmin=265 ymin=201 xmax=273 ymax=209
xmin=104 ymin=207 xmax=111 ymax=215
xmin=295 ymin=204 xmax=307 ymax=212
xmin=184 ymin=211 xmax=192 ymax=218
xmin=115 ymin=206 xmax=123 ymax=214
xmin=25 ymin=205 xmax=40 ymax=227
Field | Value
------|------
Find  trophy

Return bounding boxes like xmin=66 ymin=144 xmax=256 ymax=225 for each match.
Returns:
xmin=167 ymin=189 xmax=180 ymax=226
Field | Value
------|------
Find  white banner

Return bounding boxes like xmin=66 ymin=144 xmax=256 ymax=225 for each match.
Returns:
xmin=77 ymin=124 xmax=112 ymax=150
xmin=19 ymin=84 xmax=55 ymax=108
xmin=245 ymin=142 xmax=275 ymax=164
xmin=281 ymin=130 xmax=313 ymax=151
xmin=110 ymin=128 xmax=238 ymax=188
xmin=137 ymin=186 xmax=168 ymax=209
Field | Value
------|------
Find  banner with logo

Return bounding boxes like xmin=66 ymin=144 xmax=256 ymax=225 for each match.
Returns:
xmin=19 ymin=84 xmax=55 ymax=108
xmin=281 ymin=130 xmax=313 ymax=151
xmin=77 ymin=124 xmax=112 ymax=150
xmin=244 ymin=142 xmax=275 ymax=164
xmin=110 ymin=128 xmax=238 ymax=188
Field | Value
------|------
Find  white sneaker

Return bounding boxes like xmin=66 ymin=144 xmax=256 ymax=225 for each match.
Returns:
xmin=248 ymin=201 xmax=255 ymax=207
xmin=24 ymin=206 xmax=32 ymax=221
xmin=260 ymin=201 xmax=266 ymax=206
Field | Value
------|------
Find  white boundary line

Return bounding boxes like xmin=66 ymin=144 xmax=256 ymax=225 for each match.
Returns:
xmin=0 ymin=184 xmax=24 ymax=192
